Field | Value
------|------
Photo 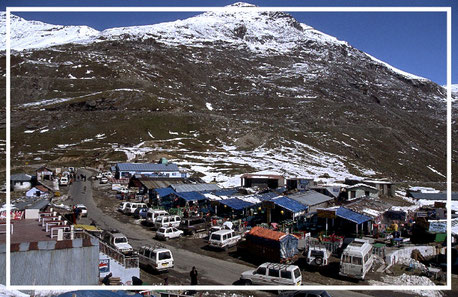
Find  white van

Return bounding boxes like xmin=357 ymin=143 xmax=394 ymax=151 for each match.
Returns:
xmin=240 ymin=262 xmax=302 ymax=286
xmin=208 ymin=229 xmax=241 ymax=251
xmin=146 ymin=209 xmax=169 ymax=226
xmin=138 ymin=245 xmax=174 ymax=272
xmin=339 ymin=239 xmax=374 ymax=280
xmin=59 ymin=176 xmax=69 ymax=186
xmin=154 ymin=215 xmax=181 ymax=229
xmin=123 ymin=202 xmax=148 ymax=215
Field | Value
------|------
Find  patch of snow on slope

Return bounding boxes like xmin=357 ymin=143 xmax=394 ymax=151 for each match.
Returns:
xmin=0 ymin=12 xmax=99 ymax=51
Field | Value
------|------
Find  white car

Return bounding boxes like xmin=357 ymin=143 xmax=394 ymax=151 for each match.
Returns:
xmin=100 ymin=177 xmax=109 ymax=184
xmin=59 ymin=176 xmax=69 ymax=186
xmin=208 ymin=229 xmax=241 ymax=251
xmin=103 ymin=171 xmax=113 ymax=178
xmin=103 ymin=231 xmax=133 ymax=254
xmin=306 ymin=246 xmax=330 ymax=266
xmin=75 ymin=204 xmax=88 ymax=217
xmin=156 ymin=227 xmax=184 ymax=240
xmin=240 ymin=262 xmax=302 ymax=286
xmin=95 ymin=172 xmax=103 ymax=179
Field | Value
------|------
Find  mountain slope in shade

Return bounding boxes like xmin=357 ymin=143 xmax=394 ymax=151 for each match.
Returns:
xmin=2 ymin=2 xmax=452 ymax=184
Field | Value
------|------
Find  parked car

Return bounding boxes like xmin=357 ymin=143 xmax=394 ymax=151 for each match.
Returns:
xmin=208 ymin=229 xmax=241 ymax=251
xmin=133 ymin=207 xmax=149 ymax=219
xmin=118 ymin=202 xmax=130 ymax=212
xmin=59 ymin=176 xmax=69 ymax=186
xmin=74 ymin=204 xmax=88 ymax=217
xmin=146 ymin=209 xmax=169 ymax=226
xmin=306 ymin=246 xmax=331 ymax=267
xmin=102 ymin=231 xmax=133 ymax=254
xmin=138 ymin=245 xmax=174 ymax=272
xmin=103 ymin=171 xmax=113 ymax=178
xmin=154 ymin=215 xmax=182 ymax=229
xmin=240 ymin=262 xmax=302 ymax=286
xmin=339 ymin=239 xmax=374 ymax=280
xmin=123 ymin=202 xmax=148 ymax=215
xmin=100 ymin=177 xmax=109 ymax=184
xmin=156 ymin=227 xmax=184 ymax=240
xmin=179 ymin=217 xmax=209 ymax=235
xmin=95 ymin=172 xmax=103 ymax=179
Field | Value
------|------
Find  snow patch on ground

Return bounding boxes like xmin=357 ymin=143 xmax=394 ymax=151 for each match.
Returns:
xmin=0 ymin=285 xmax=29 ymax=297
xmin=369 ymin=274 xmax=443 ymax=297
xmin=206 ymin=102 xmax=214 ymax=111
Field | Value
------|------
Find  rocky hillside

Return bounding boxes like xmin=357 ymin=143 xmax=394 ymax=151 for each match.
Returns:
xmin=1 ymin=3 xmax=453 ymax=185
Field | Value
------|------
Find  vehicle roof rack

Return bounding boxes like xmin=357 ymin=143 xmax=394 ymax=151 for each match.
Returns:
xmin=265 ymin=263 xmax=291 ymax=270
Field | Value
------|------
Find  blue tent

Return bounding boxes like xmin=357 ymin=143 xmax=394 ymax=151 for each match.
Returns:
xmin=256 ymin=192 xmax=279 ymax=201
xmin=219 ymin=198 xmax=253 ymax=210
xmin=154 ymin=187 xmax=175 ymax=198
xmin=336 ymin=207 xmax=372 ymax=224
xmin=175 ymin=191 xmax=207 ymax=202
xmin=272 ymin=196 xmax=308 ymax=213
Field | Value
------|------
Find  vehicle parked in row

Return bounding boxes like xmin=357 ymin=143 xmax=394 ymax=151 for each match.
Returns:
xmin=103 ymin=171 xmax=113 ymax=178
xmin=123 ymin=202 xmax=148 ymax=215
xmin=95 ymin=172 xmax=103 ymax=179
xmin=133 ymin=207 xmax=149 ymax=219
xmin=138 ymin=245 xmax=174 ymax=272
xmin=102 ymin=230 xmax=133 ymax=254
xmin=154 ymin=215 xmax=181 ymax=229
xmin=179 ymin=217 xmax=209 ymax=235
xmin=74 ymin=204 xmax=88 ymax=217
xmin=339 ymin=239 xmax=374 ymax=280
xmin=208 ymin=221 xmax=233 ymax=237
xmin=240 ymin=262 xmax=302 ymax=286
xmin=208 ymin=229 xmax=241 ymax=251
xmin=146 ymin=209 xmax=169 ymax=226
xmin=305 ymin=246 xmax=331 ymax=267
xmin=118 ymin=202 xmax=130 ymax=212
xmin=100 ymin=177 xmax=109 ymax=184
xmin=156 ymin=227 xmax=184 ymax=240
xmin=59 ymin=176 xmax=69 ymax=186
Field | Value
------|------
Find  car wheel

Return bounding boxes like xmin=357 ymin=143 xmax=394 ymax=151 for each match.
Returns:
xmin=165 ymin=237 xmax=169 ymax=241
xmin=243 ymin=279 xmax=252 ymax=285
xmin=314 ymin=256 xmax=323 ymax=266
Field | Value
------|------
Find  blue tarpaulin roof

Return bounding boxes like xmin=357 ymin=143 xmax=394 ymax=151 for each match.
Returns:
xmin=155 ymin=187 xmax=175 ymax=198
xmin=272 ymin=196 xmax=308 ymax=213
xmin=219 ymin=198 xmax=254 ymax=210
xmin=336 ymin=207 xmax=372 ymax=224
xmin=175 ymin=191 xmax=207 ymax=201
xmin=117 ymin=163 xmax=179 ymax=172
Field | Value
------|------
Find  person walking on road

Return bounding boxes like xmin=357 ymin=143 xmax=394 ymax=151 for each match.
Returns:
xmin=190 ymin=266 xmax=198 ymax=285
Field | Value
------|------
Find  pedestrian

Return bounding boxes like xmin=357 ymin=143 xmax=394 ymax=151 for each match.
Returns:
xmin=190 ymin=266 xmax=198 ymax=285
xmin=101 ymin=273 xmax=112 ymax=285
xmin=164 ymin=277 xmax=168 ymax=285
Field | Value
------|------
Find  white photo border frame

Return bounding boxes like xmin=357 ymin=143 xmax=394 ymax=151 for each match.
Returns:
xmin=5 ymin=5 xmax=453 ymax=292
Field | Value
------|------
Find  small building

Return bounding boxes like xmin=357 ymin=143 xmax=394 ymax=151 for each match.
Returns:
xmin=115 ymin=162 xmax=184 ymax=179
xmin=36 ymin=166 xmax=54 ymax=181
xmin=362 ymin=179 xmax=395 ymax=197
xmin=287 ymin=190 xmax=334 ymax=213
xmin=10 ymin=173 xmax=33 ymax=191
xmin=286 ymin=178 xmax=315 ymax=191
xmin=218 ymin=198 xmax=255 ymax=217
xmin=343 ymin=184 xmax=378 ymax=201
xmin=25 ymin=185 xmax=50 ymax=198
xmin=241 ymin=173 xmax=285 ymax=189
xmin=270 ymin=196 xmax=308 ymax=221
xmin=310 ymin=185 xmax=343 ymax=199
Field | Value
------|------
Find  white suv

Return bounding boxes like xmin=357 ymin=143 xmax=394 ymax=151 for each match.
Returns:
xmin=208 ymin=229 xmax=241 ymax=251
xmin=240 ymin=262 xmax=302 ymax=286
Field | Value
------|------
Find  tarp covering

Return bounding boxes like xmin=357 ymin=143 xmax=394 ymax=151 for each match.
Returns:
xmin=272 ymin=196 xmax=308 ymax=213
xmin=336 ymin=207 xmax=372 ymax=224
xmin=175 ymin=191 xmax=207 ymax=201
xmin=246 ymin=226 xmax=299 ymax=260
xmin=154 ymin=187 xmax=175 ymax=198
xmin=212 ymin=188 xmax=239 ymax=197
xmin=219 ymin=198 xmax=253 ymax=210
xmin=256 ymin=192 xmax=280 ymax=201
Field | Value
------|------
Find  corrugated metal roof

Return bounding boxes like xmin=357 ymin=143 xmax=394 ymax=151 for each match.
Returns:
xmin=272 ymin=196 xmax=308 ymax=213
xmin=155 ymin=188 xmax=176 ymax=198
xmin=288 ymin=190 xmax=334 ymax=206
xmin=336 ymin=207 xmax=372 ymax=224
xmin=212 ymin=188 xmax=239 ymax=197
xmin=116 ymin=163 xmax=179 ymax=172
xmin=172 ymin=183 xmax=221 ymax=193
xmin=219 ymin=198 xmax=253 ymax=210
xmin=11 ymin=173 xmax=32 ymax=181
xmin=139 ymin=178 xmax=184 ymax=189
xmin=409 ymin=192 xmax=458 ymax=201
xmin=175 ymin=191 xmax=207 ymax=202
xmin=256 ymin=192 xmax=280 ymax=201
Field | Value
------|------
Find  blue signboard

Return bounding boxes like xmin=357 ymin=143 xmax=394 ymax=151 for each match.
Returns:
xmin=99 ymin=259 xmax=110 ymax=273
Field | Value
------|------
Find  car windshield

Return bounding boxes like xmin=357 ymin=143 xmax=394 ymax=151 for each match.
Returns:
xmin=158 ymin=228 xmax=166 ymax=233
xmin=211 ymin=234 xmax=221 ymax=241
xmin=310 ymin=250 xmax=324 ymax=257
xmin=159 ymin=252 xmax=171 ymax=260
xmin=114 ymin=237 xmax=128 ymax=243
xmin=293 ymin=268 xmax=301 ymax=279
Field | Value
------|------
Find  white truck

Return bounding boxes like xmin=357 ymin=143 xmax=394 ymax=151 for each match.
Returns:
xmin=102 ymin=231 xmax=133 ymax=254
xmin=138 ymin=245 xmax=174 ymax=272
xmin=339 ymin=238 xmax=374 ymax=280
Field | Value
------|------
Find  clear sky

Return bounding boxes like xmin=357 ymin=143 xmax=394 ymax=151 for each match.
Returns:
xmin=2 ymin=0 xmax=456 ymax=86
